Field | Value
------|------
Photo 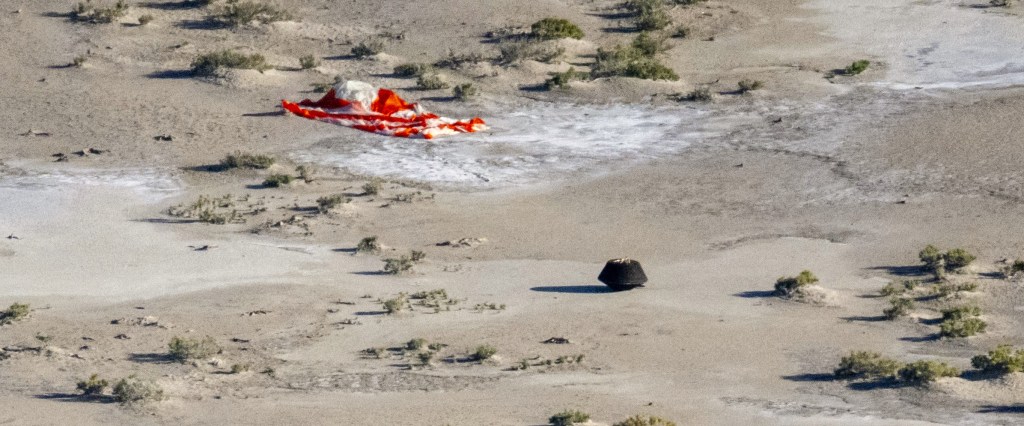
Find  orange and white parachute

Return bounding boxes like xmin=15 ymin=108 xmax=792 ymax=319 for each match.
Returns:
xmin=282 ymin=80 xmax=487 ymax=139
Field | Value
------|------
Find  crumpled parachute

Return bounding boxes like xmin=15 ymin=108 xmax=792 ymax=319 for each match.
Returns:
xmin=282 ymin=80 xmax=487 ymax=139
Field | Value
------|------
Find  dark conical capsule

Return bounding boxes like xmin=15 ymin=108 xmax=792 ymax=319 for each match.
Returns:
xmin=598 ymin=258 xmax=647 ymax=291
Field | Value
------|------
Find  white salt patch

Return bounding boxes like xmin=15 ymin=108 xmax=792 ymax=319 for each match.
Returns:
xmin=807 ymin=0 xmax=1024 ymax=90
xmin=295 ymin=103 xmax=732 ymax=189
xmin=0 ymin=167 xmax=181 ymax=202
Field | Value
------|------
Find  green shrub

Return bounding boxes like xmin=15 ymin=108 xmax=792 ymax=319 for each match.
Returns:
xmin=530 ymin=18 xmax=584 ymax=40
xmin=897 ymin=360 xmax=959 ymax=385
xmin=624 ymin=0 xmax=672 ymax=31
xmin=263 ymin=174 xmax=293 ymax=188
xmin=76 ymin=374 xmax=109 ymax=395
xmin=212 ymin=1 xmax=290 ymax=27
xmin=434 ymin=51 xmax=484 ymax=69
xmin=0 ymin=303 xmax=29 ymax=325
xmin=940 ymin=317 xmax=987 ymax=338
xmin=737 ymin=79 xmax=764 ymax=93
xmin=880 ymin=280 xmax=919 ymax=297
xmin=316 ymin=195 xmax=347 ymax=213
xmin=613 ymin=415 xmax=678 ymax=426
xmin=138 ymin=14 xmax=154 ymax=26
xmin=112 ymin=375 xmax=164 ymax=405
xmin=919 ymin=244 xmax=944 ymax=271
xmin=473 ymin=345 xmax=497 ymax=360
xmin=591 ymin=46 xmax=679 ymax=81
xmin=219 ymin=152 xmax=275 ymax=169
xmin=834 ymin=351 xmax=901 ymax=380
xmin=545 ymin=67 xmax=589 ymax=90
xmin=549 ymin=410 xmax=590 ymax=426
xmin=168 ymin=336 xmax=221 ymax=362
xmin=883 ymin=297 xmax=913 ymax=320
xmin=972 ymin=345 xmax=1024 ymax=375
xmin=72 ymin=0 xmax=128 ymax=24
xmin=393 ymin=63 xmax=432 ymax=77
xmin=632 ymin=32 xmax=670 ymax=57
xmin=941 ymin=305 xmax=981 ymax=321
xmin=453 ymin=83 xmax=478 ymax=101
xmin=774 ymin=270 xmax=819 ymax=296
xmin=416 ymin=73 xmax=450 ymax=90
xmin=945 ymin=248 xmax=976 ymax=271
xmin=845 ymin=60 xmax=870 ymax=75
xmin=382 ymin=294 xmax=408 ymax=314
xmin=356 ymin=236 xmax=381 ymax=254
xmin=191 ymin=50 xmax=270 ymax=76
xmin=933 ymin=281 xmax=978 ymax=298
xmin=299 ymin=54 xmax=319 ymax=69
xmin=352 ymin=38 xmax=385 ymax=58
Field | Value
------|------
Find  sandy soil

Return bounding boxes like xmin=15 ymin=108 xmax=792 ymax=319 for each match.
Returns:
xmin=4 ymin=0 xmax=1024 ymax=424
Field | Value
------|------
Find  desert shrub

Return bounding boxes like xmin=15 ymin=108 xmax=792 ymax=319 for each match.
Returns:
xmin=473 ymin=345 xmax=497 ymax=360
xmin=0 ymin=303 xmax=29 ymax=325
xmin=211 ymin=1 xmax=290 ymax=27
xmin=530 ymin=18 xmax=584 ymax=40
xmin=299 ymin=54 xmax=319 ymax=69
xmin=72 ymin=0 xmax=129 ymax=24
xmin=112 ymin=375 xmax=164 ymax=405
xmin=624 ymin=0 xmax=671 ymax=31
xmin=897 ymin=360 xmax=959 ymax=385
xmin=613 ymin=415 xmax=677 ymax=426
xmin=972 ymin=345 xmax=1024 ymax=375
xmin=295 ymin=165 xmax=315 ymax=183
xmin=168 ymin=336 xmax=221 ymax=362
xmin=351 ymin=38 xmax=385 ymax=58
xmin=417 ymin=351 xmax=434 ymax=365
xmin=991 ymin=0 xmax=1012 ymax=7
xmin=737 ymin=79 xmax=764 ymax=93
xmin=191 ymin=50 xmax=270 ymax=76
xmin=416 ymin=73 xmax=450 ymax=90
xmin=219 ymin=152 xmax=275 ymax=169
xmin=383 ymin=250 xmax=425 ymax=275
xmin=393 ymin=63 xmax=432 ymax=77
xmin=434 ymin=51 xmax=484 ymax=69
xmin=362 ymin=179 xmax=382 ymax=195
xmin=382 ymin=294 xmax=408 ymax=314
xmin=230 ymin=363 xmax=250 ymax=374
xmin=76 ymin=374 xmax=109 ymax=395
xmin=940 ymin=317 xmax=987 ymax=338
xmin=883 ymin=297 xmax=913 ymax=320
xmin=166 ymin=194 xmax=243 ymax=224
xmin=834 ymin=351 xmax=901 ymax=380
xmin=406 ymin=338 xmax=428 ymax=351
xmin=945 ymin=248 xmax=976 ymax=271
xmin=453 ymin=83 xmax=478 ymax=101
xmin=933 ymin=281 xmax=978 ymax=298
xmin=549 ymin=410 xmax=590 ymax=426
xmin=880 ymin=279 xmax=919 ymax=297
xmin=919 ymin=244 xmax=944 ymax=271
xmin=941 ymin=305 xmax=981 ymax=321
xmin=774 ymin=270 xmax=819 ymax=297
xmin=497 ymin=42 xmax=565 ymax=65
xmin=678 ymin=87 xmax=712 ymax=102
xmin=356 ymin=236 xmax=381 ymax=254
xmin=316 ymin=195 xmax=346 ymax=213
xmin=845 ymin=60 xmax=870 ymax=75
xmin=545 ymin=67 xmax=589 ymax=90
xmin=73 ymin=55 xmax=88 ymax=67
xmin=591 ymin=46 xmax=679 ymax=81
xmin=1002 ymin=259 xmax=1024 ymax=278
xmin=632 ymin=32 xmax=671 ymax=57
xmin=138 ymin=14 xmax=154 ymax=25
xmin=262 ymin=174 xmax=292 ymax=187
xmin=672 ymin=25 xmax=689 ymax=38
xmin=670 ymin=0 xmax=708 ymax=4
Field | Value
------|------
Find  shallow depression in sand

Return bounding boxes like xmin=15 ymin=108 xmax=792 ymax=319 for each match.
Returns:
xmin=295 ymin=103 xmax=739 ymax=189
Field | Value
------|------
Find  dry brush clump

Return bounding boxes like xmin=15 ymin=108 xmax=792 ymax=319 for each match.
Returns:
xmin=972 ymin=344 xmax=1024 ymax=375
xmin=0 ymin=303 xmax=29 ymax=325
xmin=167 ymin=194 xmax=244 ymax=224
xmin=613 ymin=415 xmax=678 ymax=426
xmin=393 ymin=63 xmax=433 ymax=78
xmin=316 ymin=195 xmax=348 ymax=213
xmin=452 ymin=83 xmax=479 ymax=101
xmin=72 ymin=0 xmax=128 ymax=24
xmin=191 ymin=50 xmax=271 ymax=76
xmin=773 ymin=270 xmax=819 ymax=298
xmin=919 ymin=245 xmax=976 ymax=279
xmin=76 ymin=374 xmax=109 ymax=396
xmin=591 ymin=44 xmax=678 ymax=81
xmin=356 ymin=236 xmax=382 ymax=254
xmin=168 ymin=336 xmax=221 ymax=363
xmin=883 ymin=297 xmax=914 ymax=320
xmin=219 ymin=152 xmax=275 ymax=169
xmin=531 ymin=18 xmax=584 ymax=40
xmin=382 ymin=250 xmax=426 ymax=275
xmin=112 ymin=375 xmax=164 ymax=405
xmin=210 ymin=1 xmax=291 ymax=27
xmin=549 ymin=410 xmax=590 ymax=426
xmin=834 ymin=351 xmax=959 ymax=386
xmin=352 ymin=38 xmax=386 ymax=58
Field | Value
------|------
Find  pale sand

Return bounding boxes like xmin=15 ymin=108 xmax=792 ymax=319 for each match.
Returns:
xmin=3 ymin=0 xmax=1024 ymax=424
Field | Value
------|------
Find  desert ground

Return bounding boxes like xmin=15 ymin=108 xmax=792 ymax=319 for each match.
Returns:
xmin=3 ymin=0 xmax=1024 ymax=424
